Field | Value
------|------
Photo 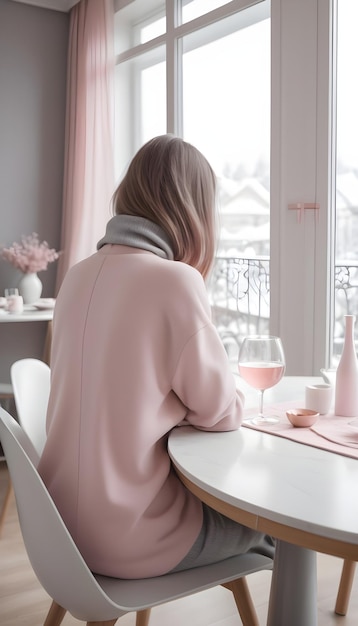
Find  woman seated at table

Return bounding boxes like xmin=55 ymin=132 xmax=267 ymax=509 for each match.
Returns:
xmin=38 ymin=134 xmax=274 ymax=579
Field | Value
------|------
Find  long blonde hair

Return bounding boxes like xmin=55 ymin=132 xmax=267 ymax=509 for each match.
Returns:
xmin=112 ymin=135 xmax=217 ymax=279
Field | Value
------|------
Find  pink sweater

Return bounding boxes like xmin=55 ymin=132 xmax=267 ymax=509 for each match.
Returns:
xmin=38 ymin=245 xmax=244 ymax=578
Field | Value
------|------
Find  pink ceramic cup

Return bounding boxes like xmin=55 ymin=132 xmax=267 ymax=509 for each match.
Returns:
xmin=6 ymin=294 xmax=24 ymax=314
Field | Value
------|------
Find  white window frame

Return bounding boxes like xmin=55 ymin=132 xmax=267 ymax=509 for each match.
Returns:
xmin=115 ymin=0 xmax=336 ymax=375
xmin=270 ymin=0 xmax=334 ymax=374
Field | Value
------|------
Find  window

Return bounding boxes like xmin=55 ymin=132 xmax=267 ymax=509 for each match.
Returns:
xmin=114 ymin=0 xmax=351 ymax=375
xmin=114 ymin=0 xmax=270 ymax=362
xmin=334 ymin=0 xmax=358 ymax=363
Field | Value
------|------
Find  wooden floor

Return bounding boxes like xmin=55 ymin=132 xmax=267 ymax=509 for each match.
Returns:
xmin=0 ymin=461 xmax=358 ymax=626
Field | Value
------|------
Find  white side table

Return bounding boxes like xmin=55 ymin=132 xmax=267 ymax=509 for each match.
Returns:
xmin=0 ymin=305 xmax=54 ymax=365
xmin=0 ymin=304 xmax=54 ymax=415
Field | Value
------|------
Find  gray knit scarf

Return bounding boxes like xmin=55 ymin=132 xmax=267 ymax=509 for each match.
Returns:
xmin=97 ymin=215 xmax=174 ymax=260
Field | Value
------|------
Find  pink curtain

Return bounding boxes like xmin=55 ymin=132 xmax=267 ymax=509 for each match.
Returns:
xmin=56 ymin=0 xmax=115 ymax=291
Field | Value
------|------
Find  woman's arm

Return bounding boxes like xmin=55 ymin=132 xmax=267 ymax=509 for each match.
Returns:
xmin=171 ymin=324 xmax=245 ymax=432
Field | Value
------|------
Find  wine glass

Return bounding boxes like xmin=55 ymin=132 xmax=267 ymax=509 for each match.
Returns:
xmin=238 ymin=335 xmax=286 ymax=425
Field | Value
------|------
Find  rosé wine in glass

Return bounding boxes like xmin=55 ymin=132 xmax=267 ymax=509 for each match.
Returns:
xmin=238 ymin=336 xmax=286 ymax=425
xmin=238 ymin=363 xmax=285 ymax=390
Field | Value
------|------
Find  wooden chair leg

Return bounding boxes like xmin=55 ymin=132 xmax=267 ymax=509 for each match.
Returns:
xmin=136 ymin=608 xmax=151 ymax=626
xmin=0 ymin=479 xmax=13 ymax=537
xmin=43 ymin=602 xmax=150 ymax=626
xmin=222 ymin=578 xmax=259 ymax=626
xmin=335 ymin=559 xmax=356 ymax=616
xmin=43 ymin=600 xmax=67 ymax=626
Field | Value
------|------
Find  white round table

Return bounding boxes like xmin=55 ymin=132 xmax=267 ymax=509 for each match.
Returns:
xmin=168 ymin=376 xmax=358 ymax=626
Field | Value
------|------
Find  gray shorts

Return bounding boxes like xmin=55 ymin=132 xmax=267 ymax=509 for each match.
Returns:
xmin=169 ymin=503 xmax=275 ymax=573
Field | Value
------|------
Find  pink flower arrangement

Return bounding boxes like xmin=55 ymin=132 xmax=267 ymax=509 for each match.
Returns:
xmin=0 ymin=233 xmax=60 ymax=274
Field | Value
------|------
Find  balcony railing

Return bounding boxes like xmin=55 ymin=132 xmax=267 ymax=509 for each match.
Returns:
xmin=334 ymin=260 xmax=358 ymax=358
xmin=208 ymin=256 xmax=358 ymax=363
xmin=208 ymin=256 xmax=270 ymax=362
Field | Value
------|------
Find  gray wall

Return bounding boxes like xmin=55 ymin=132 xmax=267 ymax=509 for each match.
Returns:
xmin=0 ymin=0 xmax=68 ymax=382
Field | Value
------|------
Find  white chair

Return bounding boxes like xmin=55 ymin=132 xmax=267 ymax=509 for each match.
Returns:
xmin=0 ymin=406 xmax=273 ymax=626
xmin=0 ymin=359 xmax=50 ymax=536
xmin=11 ymin=358 xmax=50 ymax=456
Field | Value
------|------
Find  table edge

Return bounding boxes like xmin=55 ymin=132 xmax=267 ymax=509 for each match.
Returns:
xmin=174 ymin=467 xmax=358 ymax=560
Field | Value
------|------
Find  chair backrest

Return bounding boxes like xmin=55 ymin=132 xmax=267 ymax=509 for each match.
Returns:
xmin=11 ymin=358 xmax=50 ymax=456
xmin=0 ymin=407 xmax=121 ymax=620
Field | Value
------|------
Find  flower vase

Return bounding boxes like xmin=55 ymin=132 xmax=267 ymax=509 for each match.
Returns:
xmin=18 ymin=272 xmax=43 ymax=305
xmin=335 ymin=315 xmax=358 ymax=417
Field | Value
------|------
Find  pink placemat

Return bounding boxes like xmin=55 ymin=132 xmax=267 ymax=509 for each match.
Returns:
xmin=243 ymin=401 xmax=358 ymax=459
